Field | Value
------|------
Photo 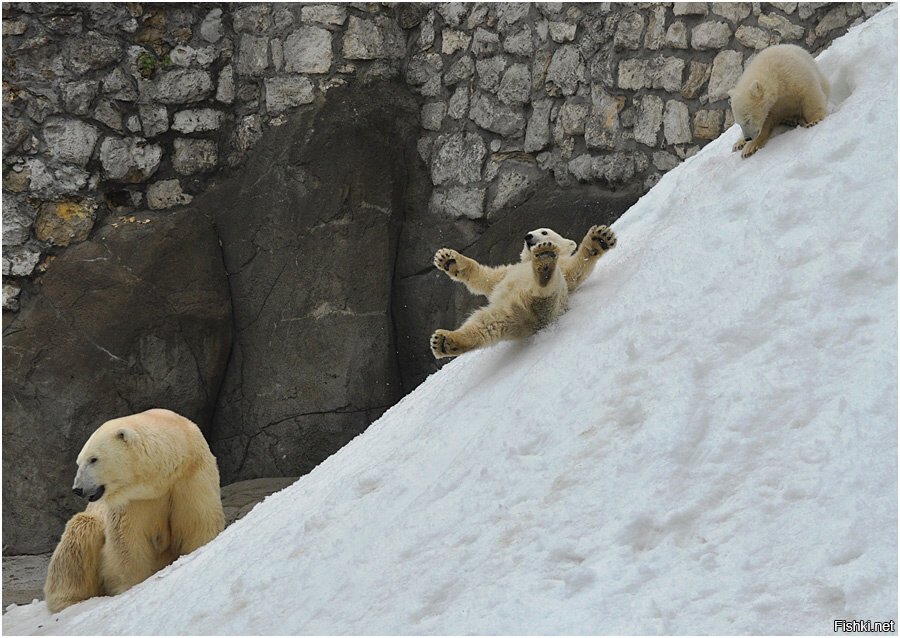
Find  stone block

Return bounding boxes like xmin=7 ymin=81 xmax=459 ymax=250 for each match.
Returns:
xmin=708 ymin=49 xmax=743 ymax=102
xmin=284 ymin=27 xmax=333 ymax=74
xmin=34 ymin=199 xmax=98 ymax=246
xmin=42 ymin=118 xmax=99 ymax=166
xmin=265 ymin=76 xmax=315 ymax=113
xmin=99 ymin=137 xmax=163 ymax=182
xmin=172 ymin=108 xmax=224 ymax=134
xmin=431 ymin=132 xmax=486 ymax=185
xmin=663 ymin=100 xmax=691 ymax=145
xmin=172 ymin=138 xmax=218 ymax=175
xmin=693 ymin=109 xmax=723 ymax=140
xmin=691 ymin=21 xmax=732 ymax=50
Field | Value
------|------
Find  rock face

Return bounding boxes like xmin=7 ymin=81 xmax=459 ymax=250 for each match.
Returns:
xmin=2 ymin=210 xmax=232 ymax=554
xmin=199 ymin=82 xmax=425 ymax=482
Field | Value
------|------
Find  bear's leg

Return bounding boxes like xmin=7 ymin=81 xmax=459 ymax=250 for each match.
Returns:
xmin=169 ymin=463 xmax=225 ymax=556
xmin=530 ymin=241 xmax=561 ymax=287
xmin=741 ymin=115 xmax=776 ymax=158
xmin=44 ymin=512 xmax=106 ymax=613
xmin=800 ymin=90 xmax=828 ymax=128
xmin=430 ymin=307 xmax=527 ymax=359
xmin=433 ymin=248 xmax=508 ymax=297
xmin=561 ymin=225 xmax=617 ymax=292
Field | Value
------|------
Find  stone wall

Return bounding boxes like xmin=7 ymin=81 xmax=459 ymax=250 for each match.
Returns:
xmin=1 ymin=2 xmax=888 ymax=314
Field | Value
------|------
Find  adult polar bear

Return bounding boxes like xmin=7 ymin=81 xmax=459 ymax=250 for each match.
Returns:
xmin=44 ymin=409 xmax=224 ymax=613
xmin=431 ymin=225 xmax=617 ymax=358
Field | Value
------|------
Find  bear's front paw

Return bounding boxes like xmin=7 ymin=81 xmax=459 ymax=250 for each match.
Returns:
xmin=587 ymin=225 xmax=617 ymax=255
xmin=531 ymin=241 xmax=560 ymax=262
xmin=801 ymin=117 xmax=822 ymax=128
xmin=430 ymin=329 xmax=461 ymax=359
xmin=732 ymin=139 xmax=748 ymax=152
xmin=740 ymin=141 xmax=759 ymax=158
xmin=433 ymin=248 xmax=460 ymax=276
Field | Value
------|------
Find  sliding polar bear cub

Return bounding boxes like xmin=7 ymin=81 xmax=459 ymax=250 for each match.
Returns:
xmin=44 ymin=409 xmax=224 ymax=612
xmin=729 ymin=43 xmax=829 ymax=158
xmin=431 ymin=225 xmax=616 ymax=358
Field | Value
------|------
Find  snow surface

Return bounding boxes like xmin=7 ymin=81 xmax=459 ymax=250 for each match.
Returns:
xmin=4 ymin=8 xmax=898 ymax=635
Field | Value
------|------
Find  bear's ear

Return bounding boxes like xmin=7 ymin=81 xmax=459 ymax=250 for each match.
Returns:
xmin=116 ymin=428 xmax=130 ymax=443
xmin=750 ymin=80 xmax=763 ymax=98
xmin=727 ymin=88 xmax=734 ymax=98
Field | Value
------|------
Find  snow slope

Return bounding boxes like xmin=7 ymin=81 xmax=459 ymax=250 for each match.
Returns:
xmin=5 ymin=8 xmax=897 ymax=635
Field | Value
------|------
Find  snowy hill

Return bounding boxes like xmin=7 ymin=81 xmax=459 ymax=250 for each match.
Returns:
xmin=5 ymin=8 xmax=897 ymax=635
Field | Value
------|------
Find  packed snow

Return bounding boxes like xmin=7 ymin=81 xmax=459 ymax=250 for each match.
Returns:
xmin=4 ymin=8 xmax=897 ymax=635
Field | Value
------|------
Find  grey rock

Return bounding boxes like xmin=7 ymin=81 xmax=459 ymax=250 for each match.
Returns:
xmin=585 ymin=89 xmax=625 ymax=150
xmin=498 ymin=63 xmax=531 ymax=105
xmin=147 ymin=179 xmax=193 ymax=210
xmin=420 ymin=75 xmax=442 ymax=97
xmin=487 ymin=160 xmax=544 ymax=214
xmin=466 ymin=4 xmax=489 ymax=29
xmin=63 ymin=31 xmax=120 ymax=74
xmin=665 ymin=21 xmax=689 ymax=48
xmin=644 ymin=6 xmax=667 ymax=49
xmin=681 ymin=61 xmax=711 ymax=99
xmin=233 ymin=4 xmax=272 ymax=33
xmin=798 ymin=2 xmax=831 ymax=20
xmin=200 ymin=8 xmax=224 ymax=43
xmin=472 ymin=27 xmax=500 ymax=57
xmin=2 ymin=197 xmax=34 ymax=246
xmin=652 ymin=150 xmax=680 ymax=171
xmin=3 ymin=19 xmax=28 ymax=36
xmin=618 ymin=56 xmax=685 ymax=92
xmin=442 ymin=28 xmax=471 ymax=55
xmin=172 ymin=108 xmax=224 ymax=134
xmin=476 ymin=55 xmax=509 ymax=93
xmin=273 ymin=7 xmax=295 ymax=31
xmin=771 ymin=2 xmax=798 ymax=13
xmin=673 ymin=3 xmax=709 ymax=16
xmin=496 ymin=3 xmax=531 ymax=32
xmin=633 ymin=95 xmax=663 ymax=147
xmin=470 ymin=92 xmax=526 ymax=136
xmin=444 ymin=55 xmax=475 ymax=85
xmin=139 ymin=104 xmax=169 ymax=137
xmin=42 ymin=118 xmax=99 ymax=166
xmin=431 ymin=132 xmax=486 ymax=185
xmin=341 ymin=16 xmax=406 ymax=60
xmin=236 ymin=34 xmax=270 ymax=77
xmin=99 ymin=137 xmax=163 ymax=182
xmin=2 ymin=245 xmax=41 ymax=276
xmin=301 ymin=5 xmax=348 ymax=26
xmin=284 ymin=27 xmax=333 ymax=74
xmin=448 ymin=85 xmax=470 ymax=119
xmin=421 ymin=102 xmax=447 ymax=131
xmin=221 ymin=478 xmax=299 ymax=527
xmin=429 ymin=185 xmax=486 ymax=219
xmin=152 ymin=68 xmax=214 ymax=103
xmin=545 ymin=45 xmax=586 ymax=96
xmin=711 ymin=2 xmax=752 ymax=22
xmin=3 ymin=210 xmax=231 ymax=553
xmin=708 ymin=49 xmax=743 ymax=102
xmin=436 ymin=3 xmax=469 ymax=27
xmin=173 ymin=138 xmax=218 ymax=175
xmin=217 ymin=64 xmax=236 ymax=103
xmin=614 ymin=12 xmax=645 ymax=50
xmin=23 ymin=158 xmax=89 ymax=198
xmin=693 ymin=109 xmax=723 ymax=140
xmin=663 ymin=100 xmax=691 ymax=145
xmin=3 ymin=281 xmax=21 ymax=312
xmin=169 ymin=45 xmax=197 ymax=67
xmin=736 ymin=25 xmax=774 ymax=49
xmin=418 ymin=10 xmax=436 ymax=50
xmin=60 ymin=81 xmax=99 ymax=115
xmin=758 ymin=13 xmax=806 ymax=39
xmin=559 ymin=98 xmax=590 ymax=135
xmin=126 ymin=115 xmax=141 ymax=133
xmin=407 ymin=52 xmax=443 ymax=85
xmin=233 ymin=114 xmax=264 ymax=153
xmin=816 ymin=5 xmax=856 ymax=37
xmin=549 ymin=21 xmax=578 ymax=43
xmin=524 ymin=98 xmax=552 ymax=152
xmin=265 ymin=76 xmax=315 ymax=113
xmin=102 ymin=67 xmax=137 ymax=101
xmin=92 ymin=99 xmax=123 ymax=131
xmin=503 ymin=25 xmax=534 ymax=57
xmin=691 ymin=21 xmax=732 ymax=49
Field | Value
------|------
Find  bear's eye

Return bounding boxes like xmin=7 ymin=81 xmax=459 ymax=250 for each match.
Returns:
xmin=89 ymin=457 xmax=98 ymax=464
xmin=541 ymin=231 xmax=548 ymax=236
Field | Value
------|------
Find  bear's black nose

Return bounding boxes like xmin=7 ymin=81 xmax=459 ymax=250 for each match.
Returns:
xmin=72 ymin=487 xmax=83 ymax=497
xmin=524 ymin=233 xmax=533 ymax=244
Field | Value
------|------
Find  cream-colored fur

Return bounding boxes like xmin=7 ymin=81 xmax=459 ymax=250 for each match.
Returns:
xmin=729 ymin=43 xmax=829 ymax=158
xmin=44 ymin=409 xmax=224 ymax=613
xmin=431 ymin=225 xmax=617 ymax=358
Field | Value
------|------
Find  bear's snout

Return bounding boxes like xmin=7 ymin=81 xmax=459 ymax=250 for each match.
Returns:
xmin=72 ymin=486 xmax=83 ymax=497
xmin=524 ymin=232 xmax=533 ymax=245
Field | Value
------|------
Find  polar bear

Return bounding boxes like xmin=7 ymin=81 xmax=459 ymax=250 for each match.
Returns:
xmin=729 ymin=44 xmax=829 ymax=158
xmin=44 ymin=409 xmax=224 ymax=613
xmin=430 ymin=225 xmax=617 ymax=358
